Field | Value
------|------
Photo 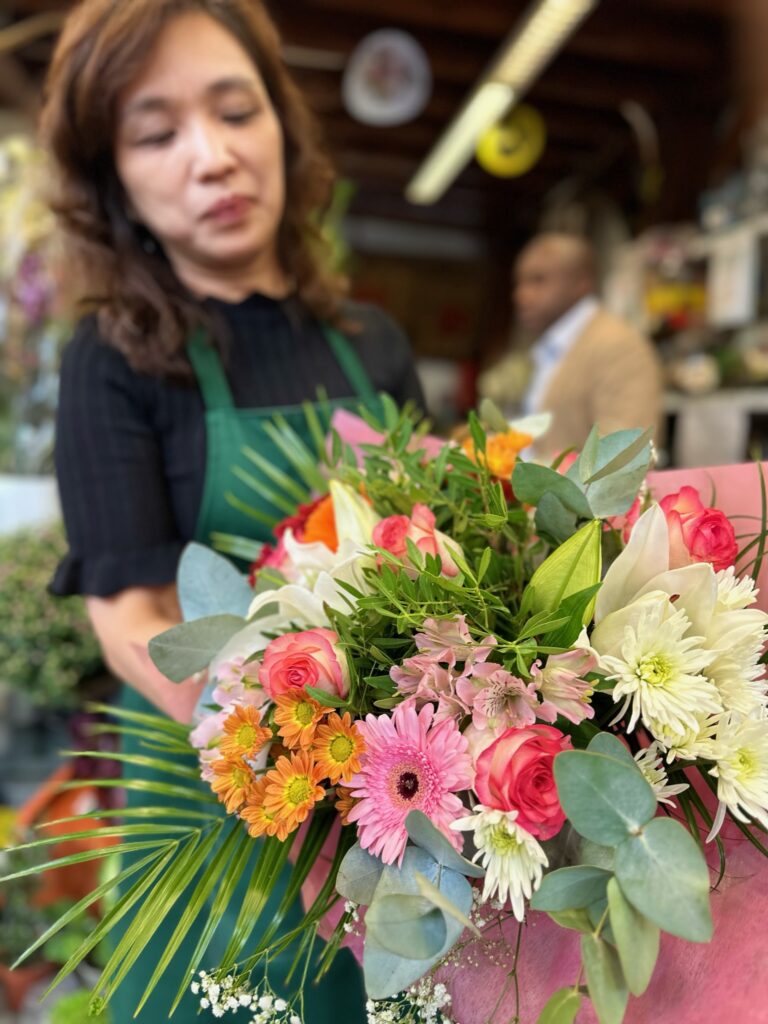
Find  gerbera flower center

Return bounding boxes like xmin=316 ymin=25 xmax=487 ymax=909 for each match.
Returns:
xmin=231 ymin=766 xmax=249 ymax=787
xmin=637 ymin=654 xmax=673 ymax=688
xmin=329 ymin=735 xmax=355 ymax=763
xmin=237 ymin=723 xmax=257 ymax=748
xmin=286 ymin=775 xmax=313 ymax=806
xmin=397 ymin=771 xmax=420 ymax=800
xmin=295 ymin=701 xmax=316 ymax=726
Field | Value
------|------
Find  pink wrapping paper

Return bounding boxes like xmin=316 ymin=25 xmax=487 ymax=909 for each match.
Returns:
xmin=301 ymin=462 xmax=768 ymax=1022
xmin=444 ymin=462 xmax=768 ymax=1023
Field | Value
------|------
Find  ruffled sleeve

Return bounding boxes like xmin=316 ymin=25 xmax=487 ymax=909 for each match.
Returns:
xmin=50 ymin=318 xmax=186 ymax=597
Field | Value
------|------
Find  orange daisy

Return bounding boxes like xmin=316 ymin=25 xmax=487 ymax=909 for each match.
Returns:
xmin=335 ymin=785 xmax=358 ymax=825
xmin=263 ymin=751 xmax=326 ymax=832
xmin=240 ymin=778 xmax=291 ymax=842
xmin=219 ymin=704 xmax=272 ymax=760
xmin=312 ymin=712 xmax=366 ymax=784
xmin=302 ymin=494 xmax=338 ymax=552
xmin=273 ymin=691 xmax=327 ymax=751
xmin=210 ymin=753 xmax=257 ymax=813
xmin=462 ymin=429 xmax=533 ymax=480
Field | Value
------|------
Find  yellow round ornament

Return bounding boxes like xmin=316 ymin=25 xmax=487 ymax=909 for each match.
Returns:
xmin=476 ymin=104 xmax=546 ymax=178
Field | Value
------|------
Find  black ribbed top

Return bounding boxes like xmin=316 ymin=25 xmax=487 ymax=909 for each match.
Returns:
xmin=51 ymin=295 xmax=423 ymax=597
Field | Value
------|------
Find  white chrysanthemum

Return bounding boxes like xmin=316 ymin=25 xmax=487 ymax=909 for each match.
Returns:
xmin=646 ymin=713 xmax=720 ymax=763
xmin=708 ymin=714 xmax=768 ymax=839
xmin=451 ymin=806 xmax=547 ymax=921
xmin=705 ymin=607 xmax=768 ymax=717
xmin=598 ymin=598 xmax=721 ymax=736
xmin=633 ymin=742 xmax=688 ymax=806
xmin=716 ymin=567 xmax=760 ymax=611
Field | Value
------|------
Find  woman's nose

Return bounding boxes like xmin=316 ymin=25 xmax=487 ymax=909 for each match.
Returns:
xmin=190 ymin=119 xmax=236 ymax=179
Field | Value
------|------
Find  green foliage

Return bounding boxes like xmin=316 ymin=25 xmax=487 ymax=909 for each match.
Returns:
xmin=536 ymin=987 xmax=583 ymax=1024
xmin=0 ymin=522 xmax=102 ymax=706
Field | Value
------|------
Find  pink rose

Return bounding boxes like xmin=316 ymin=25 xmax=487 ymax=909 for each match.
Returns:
xmin=259 ymin=628 xmax=350 ymax=700
xmin=660 ymin=486 xmax=737 ymax=572
xmin=373 ymin=504 xmax=460 ymax=577
xmin=474 ymin=724 xmax=572 ymax=840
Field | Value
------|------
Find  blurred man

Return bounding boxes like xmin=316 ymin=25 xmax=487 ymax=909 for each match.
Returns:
xmin=480 ymin=233 xmax=662 ymax=458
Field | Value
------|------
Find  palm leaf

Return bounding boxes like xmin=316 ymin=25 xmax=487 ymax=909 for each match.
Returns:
xmin=59 ymin=777 xmax=219 ymax=804
xmin=169 ymin=821 xmax=259 ymax=1014
xmin=232 ymin=464 xmax=299 ymax=516
xmin=1 ymin=839 xmax=176 ymax=888
xmin=225 ymin=490 xmax=280 ymax=528
xmin=217 ymin=831 xmax=294 ymax=971
xmin=262 ymin=416 xmax=328 ymax=494
xmin=95 ymin=825 xmax=223 ymax=1004
xmin=85 ymin=702 xmax=190 ymax=738
xmin=14 ymin=847 xmax=168 ymax=968
xmin=62 ymin=749 xmax=202 ymax=781
xmin=242 ymin=444 xmax=313 ymax=504
xmin=137 ymin=819 xmax=251 ymax=1015
xmin=210 ymin=531 xmax=264 ymax=562
xmin=38 ymin=842 xmax=180 ymax=992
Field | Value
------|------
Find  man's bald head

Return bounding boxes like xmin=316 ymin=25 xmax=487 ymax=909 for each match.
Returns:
xmin=513 ymin=233 xmax=597 ymax=335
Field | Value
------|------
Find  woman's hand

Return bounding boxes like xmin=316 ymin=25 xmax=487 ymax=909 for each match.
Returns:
xmin=86 ymin=584 xmax=206 ymax=722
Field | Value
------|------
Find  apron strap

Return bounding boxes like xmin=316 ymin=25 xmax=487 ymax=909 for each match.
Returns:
xmin=187 ymin=326 xmax=236 ymax=410
xmin=187 ymin=322 xmax=378 ymax=412
xmin=323 ymin=325 xmax=378 ymax=409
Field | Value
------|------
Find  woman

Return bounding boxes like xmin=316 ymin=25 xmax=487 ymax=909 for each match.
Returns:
xmin=44 ymin=1 xmax=423 ymax=1020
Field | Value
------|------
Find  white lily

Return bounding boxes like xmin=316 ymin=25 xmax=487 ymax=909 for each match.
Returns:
xmin=329 ymin=479 xmax=380 ymax=546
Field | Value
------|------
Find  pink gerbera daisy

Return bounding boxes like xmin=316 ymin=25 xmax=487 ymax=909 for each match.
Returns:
xmin=347 ymin=703 xmax=473 ymax=865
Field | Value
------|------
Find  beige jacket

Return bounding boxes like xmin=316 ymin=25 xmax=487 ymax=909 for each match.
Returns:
xmin=533 ymin=306 xmax=662 ymax=458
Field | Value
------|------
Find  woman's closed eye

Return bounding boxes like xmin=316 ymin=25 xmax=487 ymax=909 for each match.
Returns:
xmin=221 ymin=107 xmax=259 ymax=124
xmin=135 ymin=129 xmax=176 ymax=147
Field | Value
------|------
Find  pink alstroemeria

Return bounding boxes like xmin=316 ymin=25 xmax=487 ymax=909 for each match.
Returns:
xmin=211 ymin=655 xmax=267 ymax=709
xmin=413 ymin=615 xmax=497 ymax=670
xmin=531 ymin=638 xmax=598 ymax=725
xmin=458 ymin=664 xmax=540 ymax=731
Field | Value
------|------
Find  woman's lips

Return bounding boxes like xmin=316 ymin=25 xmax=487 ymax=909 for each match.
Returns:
xmin=204 ymin=195 xmax=253 ymax=224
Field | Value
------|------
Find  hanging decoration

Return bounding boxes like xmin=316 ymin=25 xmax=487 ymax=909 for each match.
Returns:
xmin=475 ymin=103 xmax=546 ymax=178
xmin=342 ymin=29 xmax=432 ymax=127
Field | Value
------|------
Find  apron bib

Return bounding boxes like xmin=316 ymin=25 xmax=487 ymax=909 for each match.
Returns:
xmin=112 ymin=324 xmax=376 ymax=1023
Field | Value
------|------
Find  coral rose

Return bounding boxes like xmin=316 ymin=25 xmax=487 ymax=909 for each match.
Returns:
xmin=660 ymin=486 xmax=737 ymax=572
xmin=259 ymin=628 xmax=350 ymax=700
xmin=473 ymin=724 xmax=572 ymax=840
xmin=373 ymin=504 xmax=461 ymax=577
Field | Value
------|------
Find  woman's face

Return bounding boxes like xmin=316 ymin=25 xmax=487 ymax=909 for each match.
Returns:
xmin=115 ymin=12 xmax=286 ymax=285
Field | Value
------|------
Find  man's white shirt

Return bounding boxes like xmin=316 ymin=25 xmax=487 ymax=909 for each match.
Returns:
xmin=523 ymin=295 xmax=599 ymax=415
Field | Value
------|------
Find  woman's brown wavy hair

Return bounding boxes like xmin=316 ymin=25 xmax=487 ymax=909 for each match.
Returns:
xmin=41 ymin=0 xmax=347 ymax=380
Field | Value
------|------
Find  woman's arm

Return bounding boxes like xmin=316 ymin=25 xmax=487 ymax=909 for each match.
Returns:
xmin=86 ymin=583 xmax=204 ymax=723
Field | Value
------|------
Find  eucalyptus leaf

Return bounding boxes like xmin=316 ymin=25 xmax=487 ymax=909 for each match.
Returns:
xmin=413 ymin=870 xmax=478 ymax=936
xmin=148 ymin=615 xmax=245 ymax=682
xmin=513 ymin=462 xmax=593 ymax=520
xmin=579 ymin=426 xmax=600 ymax=483
xmin=607 ymin=877 xmax=660 ymax=996
xmin=582 ymin=428 xmax=653 ymax=485
xmin=177 ymin=543 xmax=255 ymax=621
xmin=547 ymin=908 xmax=594 ymax=934
xmin=587 ymin=733 xmax=637 ymax=768
xmin=366 ymin=894 xmax=447 ymax=959
xmin=554 ymin=750 xmax=656 ymax=846
xmin=363 ymin=847 xmax=473 ymax=999
xmin=581 ymin=933 xmax=628 ymax=1024
xmin=535 ymin=492 xmax=578 ymax=544
xmin=536 ymin=987 xmax=583 ymax=1024
xmin=405 ymin=810 xmax=485 ymax=878
xmin=532 ymin=865 xmax=613 ymax=913
xmin=614 ymin=817 xmax=712 ymax=942
xmin=336 ymin=843 xmax=385 ymax=906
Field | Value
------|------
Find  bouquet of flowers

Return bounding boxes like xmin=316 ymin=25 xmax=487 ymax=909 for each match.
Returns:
xmin=4 ymin=400 xmax=768 ymax=1024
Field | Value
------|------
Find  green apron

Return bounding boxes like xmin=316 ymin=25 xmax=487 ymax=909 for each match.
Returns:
xmin=111 ymin=324 xmax=376 ymax=1022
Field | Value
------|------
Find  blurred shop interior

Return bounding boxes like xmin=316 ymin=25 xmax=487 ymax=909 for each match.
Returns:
xmin=1 ymin=1 xmax=768 ymax=1013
